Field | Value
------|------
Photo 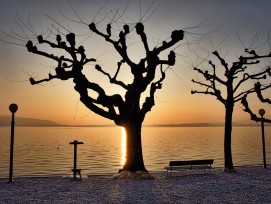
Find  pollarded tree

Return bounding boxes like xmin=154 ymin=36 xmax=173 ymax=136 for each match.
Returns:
xmin=191 ymin=49 xmax=271 ymax=172
xmin=27 ymin=21 xmax=184 ymax=177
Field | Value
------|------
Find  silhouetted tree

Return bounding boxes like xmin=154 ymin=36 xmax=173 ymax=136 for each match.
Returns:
xmin=191 ymin=49 xmax=271 ymax=172
xmin=27 ymin=21 xmax=184 ymax=177
xmin=242 ymin=82 xmax=271 ymax=123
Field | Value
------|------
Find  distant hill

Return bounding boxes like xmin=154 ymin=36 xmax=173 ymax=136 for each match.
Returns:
xmin=144 ymin=120 xmax=264 ymax=127
xmin=145 ymin=123 xmax=217 ymax=127
xmin=0 ymin=115 xmax=67 ymax=127
xmin=0 ymin=115 xmax=264 ymax=127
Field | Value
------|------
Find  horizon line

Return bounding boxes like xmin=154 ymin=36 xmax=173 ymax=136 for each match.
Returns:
xmin=0 ymin=115 xmax=265 ymax=127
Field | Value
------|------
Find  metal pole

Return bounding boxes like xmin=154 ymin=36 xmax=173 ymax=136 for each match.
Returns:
xmin=9 ymin=113 xmax=15 ymax=182
xmin=74 ymin=142 xmax=77 ymax=177
xmin=261 ymin=115 xmax=267 ymax=168
xmin=8 ymin=103 xmax=18 ymax=183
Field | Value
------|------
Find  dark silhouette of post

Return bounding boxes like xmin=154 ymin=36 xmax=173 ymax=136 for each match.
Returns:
xmin=259 ymin=109 xmax=267 ymax=168
xmin=69 ymin=140 xmax=84 ymax=179
xmin=8 ymin=103 xmax=18 ymax=183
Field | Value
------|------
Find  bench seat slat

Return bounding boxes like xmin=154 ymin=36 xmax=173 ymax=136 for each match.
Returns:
xmin=165 ymin=165 xmax=212 ymax=170
xmin=165 ymin=159 xmax=214 ymax=176
xmin=169 ymin=159 xmax=213 ymax=166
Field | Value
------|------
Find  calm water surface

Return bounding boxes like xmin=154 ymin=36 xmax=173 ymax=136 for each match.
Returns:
xmin=0 ymin=126 xmax=270 ymax=177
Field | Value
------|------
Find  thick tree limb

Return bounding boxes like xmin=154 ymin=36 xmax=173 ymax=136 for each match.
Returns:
xmin=154 ymin=30 xmax=184 ymax=54
xmin=255 ymin=82 xmax=271 ymax=104
xmin=27 ymin=31 xmax=124 ymax=123
xmin=141 ymin=64 xmax=166 ymax=116
xmin=73 ymin=72 xmax=124 ymax=120
xmin=242 ymin=95 xmax=271 ymax=123
xmin=241 ymin=82 xmax=271 ymax=123
xmin=212 ymin=51 xmax=229 ymax=72
xmin=135 ymin=23 xmax=149 ymax=54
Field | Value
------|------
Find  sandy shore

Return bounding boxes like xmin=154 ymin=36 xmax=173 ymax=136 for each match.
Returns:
xmin=1 ymin=165 xmax=271 ymax=203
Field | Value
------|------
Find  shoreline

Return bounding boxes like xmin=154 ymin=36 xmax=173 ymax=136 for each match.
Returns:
xmin=1 ymin=165 xmax=271 ymax=203
xmin=0 ymin=164 xmax=266 ymax=179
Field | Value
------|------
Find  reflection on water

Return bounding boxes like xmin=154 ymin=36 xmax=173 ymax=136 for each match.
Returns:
xmin=0 ymin=126 xmax=270 ymax=177
xmin=121 ymin=127 xmax=126 ymax=167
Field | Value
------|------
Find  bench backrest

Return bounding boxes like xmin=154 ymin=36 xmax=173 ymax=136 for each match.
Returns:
xmin=169 ymin=159 xmax=214 ymax=166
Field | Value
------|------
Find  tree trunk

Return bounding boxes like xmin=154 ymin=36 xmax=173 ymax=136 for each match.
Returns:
xmin=224 ymin=104 xmax=235 ymax=172
xmin=121 ymin=122 xmax=147 ymax=172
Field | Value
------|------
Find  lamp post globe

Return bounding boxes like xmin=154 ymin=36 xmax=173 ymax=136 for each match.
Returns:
xmin=259 ymin=109 xmax=265 ymax=117
xmin=9 ymin=104 xmax=18 ymax=113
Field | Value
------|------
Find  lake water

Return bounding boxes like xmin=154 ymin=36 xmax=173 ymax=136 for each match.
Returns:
xmin=0 ymin=126 xmax=271 ymax=177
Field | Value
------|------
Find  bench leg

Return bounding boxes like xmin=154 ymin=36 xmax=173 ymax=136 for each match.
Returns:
xmin=204 ymin=167 xmax=211 ymax=174
xmin=166 ymin=169 xmax=172 ymax=178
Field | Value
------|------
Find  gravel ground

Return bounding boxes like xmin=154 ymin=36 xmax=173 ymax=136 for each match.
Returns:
xmin=1 ymin=165 xmax=271 ymax=203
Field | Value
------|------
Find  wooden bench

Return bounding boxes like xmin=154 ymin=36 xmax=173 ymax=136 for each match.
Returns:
xmin=165 ymin=159 xmax=214 ymax=176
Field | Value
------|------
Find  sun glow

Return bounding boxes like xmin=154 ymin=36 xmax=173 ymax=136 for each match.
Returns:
xmin=121 ymin=127 xmax=126 ymax=167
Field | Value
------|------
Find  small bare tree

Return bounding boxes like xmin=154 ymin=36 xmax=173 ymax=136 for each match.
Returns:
xmin=191 ymin=49 xmax=271 ymax=171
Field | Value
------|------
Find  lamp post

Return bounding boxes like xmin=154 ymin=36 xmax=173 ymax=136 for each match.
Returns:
xmin=259 ymin=108 xmax=267 ymax=169
xmin=9 ymin=103 xmax=18 ymax=182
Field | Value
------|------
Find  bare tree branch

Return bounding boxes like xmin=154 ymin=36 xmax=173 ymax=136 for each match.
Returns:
xmin=141 ymin=64 xmax=166 ymax=115
xmin=242 ymin=93 xmax=271 ymax=123
xmin=95 ymin=64 xmax=128 ymax=89
xmin=255 ymin=82 xmax=271 ymax=104
xmin=212 ymin=51 xmax=229 ymax=72
xmin=233 ymin=67 xmax=271 ymax=93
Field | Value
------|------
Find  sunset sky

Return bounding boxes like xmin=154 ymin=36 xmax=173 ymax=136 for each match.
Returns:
xmin=1 ymin=0 xmax=271 ymax=126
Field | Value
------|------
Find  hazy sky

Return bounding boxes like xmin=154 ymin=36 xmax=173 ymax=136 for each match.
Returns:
xmin=1 ymin=0 xmax=271 ymax=125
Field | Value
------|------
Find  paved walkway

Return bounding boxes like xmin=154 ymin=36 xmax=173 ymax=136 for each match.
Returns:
xmin=1 ymin=166 xmax=271 ymax=203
